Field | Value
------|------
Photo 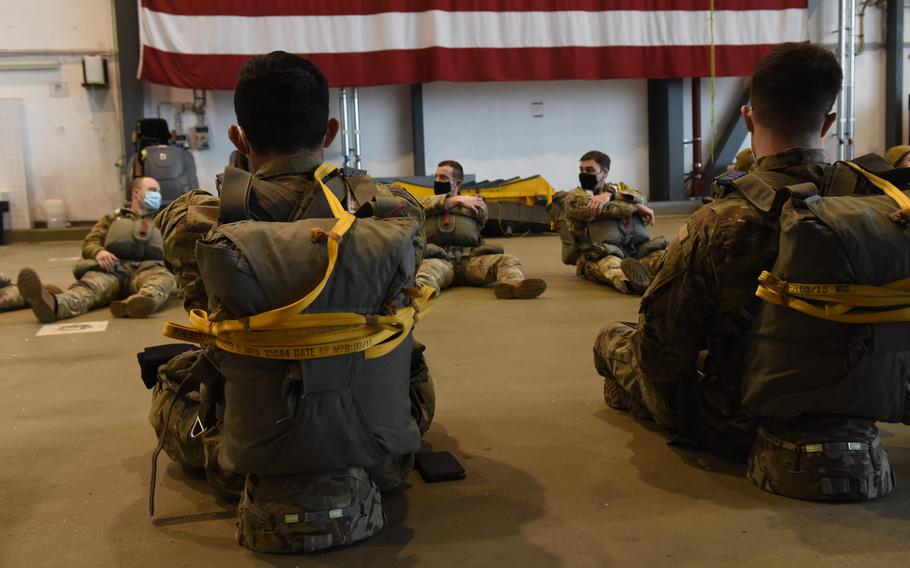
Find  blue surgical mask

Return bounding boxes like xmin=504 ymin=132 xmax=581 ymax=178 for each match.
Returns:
xmin=142 ymin=191 xmax=162 ymax=211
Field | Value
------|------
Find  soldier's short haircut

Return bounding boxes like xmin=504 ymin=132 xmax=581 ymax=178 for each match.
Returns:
xmin=580 ymin=151 xmax=611 ymax=171
xmin=234 ymin=51 xmax=329 ymax=155
xmin=131 ymin=176 xmax=156 ymax=191
xmin=437 ymin=160 xmax=464 ymax=181
xmin=750 ymin=42 xmax=842 ymax=136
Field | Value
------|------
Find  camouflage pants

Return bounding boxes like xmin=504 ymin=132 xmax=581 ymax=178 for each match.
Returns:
xmin=56 ymin=263 xmax=175 ymax=319
xmin=583 ymin=250 xmax=665 ymax=293
xmin=593 ymin=321 xmax=677 ymax=429
xmin=415 ymin=254 xmax=525 ymax=291
xmin=237 ymin=468 xmax=384 ymax=554
xmin=174 ymin=264 xmax=208 ymax=312
xmin=0 ymin=283 xmax=25 ymax=311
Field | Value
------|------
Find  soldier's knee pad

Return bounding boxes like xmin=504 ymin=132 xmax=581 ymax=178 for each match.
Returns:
xmin=747 ymin=418 xmax=894 ymax=502
xmin=237 ymin=467 xmax=384 ymax=554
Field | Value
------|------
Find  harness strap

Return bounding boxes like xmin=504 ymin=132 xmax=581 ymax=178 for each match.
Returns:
xmin=164 ymin=162 xmax=437 ymax=360
xmin=756 ymin=164 xmax=910 ymax=323
xmin=149 ymin=374 xmax=198 ymax=516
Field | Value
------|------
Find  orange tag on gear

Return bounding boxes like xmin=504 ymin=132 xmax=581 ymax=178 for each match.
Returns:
xmin=677 ymin=223 xmax=689 ymax=243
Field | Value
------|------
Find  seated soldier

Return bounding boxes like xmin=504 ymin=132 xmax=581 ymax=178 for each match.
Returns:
xmin=593 ymin=43 xmax=840 ymax=453
xmin=0 ymin=273 xmax=61 ymax=312
xmin=151 ymin=51 xmax=434 ymax=553
xmin=564 ymin=151 xmax=664 ymax=294
xmin=18 ymin=177 xmax=174 ymax=322
xmin=416 ymin=160 xmax=547 ymax=299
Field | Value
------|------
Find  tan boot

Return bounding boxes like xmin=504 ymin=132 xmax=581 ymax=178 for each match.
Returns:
xmin=575 ymin=257 xmax=587 ymax=279
xmin=110 ymin=294 xmax=156 ymax=318
xmin=603 ymin=377 xmax=652 ymax=421
xmin=493 ymin=278 xmax=547 ymax=300
xmin=620 ymin=258 xmax=653 ymax=295
xmin=17 ymin=268 xmax=57 ymax=323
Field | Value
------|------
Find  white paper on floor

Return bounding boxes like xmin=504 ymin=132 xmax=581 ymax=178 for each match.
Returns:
xmin=36 ymin=321 xmax=109 ymax=336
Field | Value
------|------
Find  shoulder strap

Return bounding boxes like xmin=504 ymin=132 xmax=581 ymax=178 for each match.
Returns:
xmin=345 ymin=174 xmax=380 ymax=208
xmin=726 ymin=170 xmax=798 ymax=214
xmin=218 ymin=166 xmax=254 ymax=223
xmin=297 ymin=169 xmax=349 ymax=219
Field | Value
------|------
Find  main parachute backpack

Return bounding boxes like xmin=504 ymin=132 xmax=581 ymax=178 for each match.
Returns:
xmin=160 ymin=163 xmax=437 ymax=552
xmin=743 ymin=156 xmax=910 ymax=501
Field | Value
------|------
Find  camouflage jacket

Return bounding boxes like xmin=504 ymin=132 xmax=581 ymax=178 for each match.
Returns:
xmin=564 ymin=182 xmax=644 ymax=251
xmin=632 ymin=148 xmax=829 ymax=384
xmin=419 ymin=193 xmax=490 ymax=260
xmin=155 ymin=154 xmax=424 ymax=311
xmin=419 ymin=193 xmax=490 ymax=226
xmin=82 ymin=208 xmax=155 ymax=260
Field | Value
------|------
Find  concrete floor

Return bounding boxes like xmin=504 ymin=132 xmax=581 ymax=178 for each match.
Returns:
xmin=2 ymin=216 xmax=909 ymax=567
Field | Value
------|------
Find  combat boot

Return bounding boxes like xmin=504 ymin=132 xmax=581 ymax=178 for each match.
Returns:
xmin=575 ymin=257 xmax=587 ymax=279
xmin=17 ymin=268 xmax=57 ymax=323
xmin=110 ymin=294 xmax=156 ymax=318
xmin=620 ymin=258 xmax=652 ymax=295
xmin=0 ymin=284 xmax=25 ymax=311
xmin=603 ymin=377 xmax=653 ymax=421
xmin=493 ymin=278 xmax=547 ymax=299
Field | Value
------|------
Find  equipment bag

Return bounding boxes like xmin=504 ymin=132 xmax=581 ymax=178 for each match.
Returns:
xmin=237 ymin=468 xmax=383 ymax=554
xmin=424 ymin=205 xmax=482 ymax=248
xmin=127 ymin=144 xmax=199 ymax=206
xmin=547 ymin=191 xmax=580 ymax=265
xmin=104 ymin=216 xmax=165 ymax=261
xmin=163 ymin=163 xmax=436 ymax=476
xmin=743 ymin=162 xmax=910 ymax=422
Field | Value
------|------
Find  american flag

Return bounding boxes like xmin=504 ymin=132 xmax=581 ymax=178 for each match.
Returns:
xmin=139 ymin=1 xmax=809 ymax=88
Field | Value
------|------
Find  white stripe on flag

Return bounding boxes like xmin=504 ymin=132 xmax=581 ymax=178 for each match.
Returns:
xmin=141 ymin=9 xmax=807 ymax=55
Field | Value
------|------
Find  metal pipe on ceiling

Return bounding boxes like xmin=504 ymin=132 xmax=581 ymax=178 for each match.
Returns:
xmin=352 ymin=87 xmax=363 ymax=169
xmin=837 ymin=0 xmax=848 ymax=161
xmin=340 ymin=87 xmax=352 ymax=168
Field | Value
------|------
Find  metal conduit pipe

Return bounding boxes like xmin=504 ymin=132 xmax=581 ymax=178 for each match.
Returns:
xmin=847 ymin=0 xmax=856 ymax=160
xmin=837 ymin=0 xmax=848 ymax=161
xmin=352 ymin=87 xmax=363 ymax=169
xmin=340 ymin=87 xmax=352 ymax=168
xmin=690 ymin=77 xmax=704 ymax=195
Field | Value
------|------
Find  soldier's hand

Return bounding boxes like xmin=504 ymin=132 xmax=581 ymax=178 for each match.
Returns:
xmin=95 ymin=250 xmax=119 ymax=272
xmin=587 ymin=192 xmax=613 ymax=216
xmin=634 ymin=203 xmax=656 ymax=226
xmin=447 ymin=195 xmax=486 ymax=213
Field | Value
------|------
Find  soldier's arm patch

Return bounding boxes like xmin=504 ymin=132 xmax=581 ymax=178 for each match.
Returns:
xmin=677 ymin=223 xmax=689 ymax=243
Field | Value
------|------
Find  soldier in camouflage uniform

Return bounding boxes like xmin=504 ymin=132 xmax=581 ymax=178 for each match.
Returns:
xmin=416 ymin=160 xmax=547 ymax=299
xmin=18 ymin=177 xmax=174 ymax=322
xmin=0 ymin=273 xmax=62 ymax=312
xmin=153 ymin=52 xmax=431 ymax=552
xmin=564 ymin=151 xmax=665 ymax=294
xmin=593 ymin=43 xmax=841 ymax=453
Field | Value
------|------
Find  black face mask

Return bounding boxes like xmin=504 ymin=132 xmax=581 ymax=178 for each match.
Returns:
xmin=434 ymin=180 xmax=453 ymax=195
xmin=579 ymin=172 xmax=598 ymax=191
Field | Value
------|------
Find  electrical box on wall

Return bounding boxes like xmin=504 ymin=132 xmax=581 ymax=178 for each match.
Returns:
xmin=82 ymin=55 xmax=108 ymax=87
xmin=190 ymin=125 xmax=210 ymax=150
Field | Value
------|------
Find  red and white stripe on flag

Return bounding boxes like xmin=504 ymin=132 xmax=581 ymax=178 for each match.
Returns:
xmin=138 ymin=1 xmax=809 ymax=89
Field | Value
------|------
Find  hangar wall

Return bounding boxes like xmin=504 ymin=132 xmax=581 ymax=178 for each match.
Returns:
xmin=0 ymin=0 xmax=123 ymax=227
xmin=0 ymin=2 xmax=907 ymax=224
